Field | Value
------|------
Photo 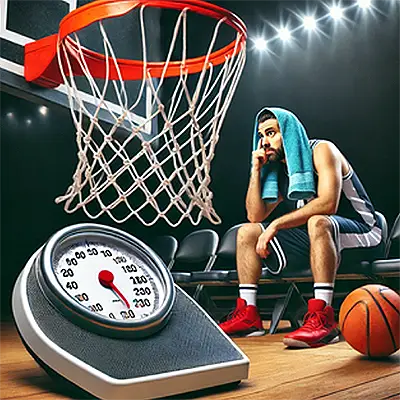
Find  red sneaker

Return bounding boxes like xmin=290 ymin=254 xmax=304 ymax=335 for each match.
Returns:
xmin=218 ymin=298 xmax=266 ymax=337
xmin=283 ymin=299 xmax=340 ymax=348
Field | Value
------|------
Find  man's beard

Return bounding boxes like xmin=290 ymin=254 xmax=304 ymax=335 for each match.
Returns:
xmin=269 ymin=147 xmax=285 ymax=162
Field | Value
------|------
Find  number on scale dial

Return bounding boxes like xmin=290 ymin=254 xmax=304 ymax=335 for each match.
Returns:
xmin=55 ymin=242 xmax=161 ymax=321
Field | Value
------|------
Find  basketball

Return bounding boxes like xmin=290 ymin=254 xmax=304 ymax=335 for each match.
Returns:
xmin=339 ymin=284 xmax=400 ymax=357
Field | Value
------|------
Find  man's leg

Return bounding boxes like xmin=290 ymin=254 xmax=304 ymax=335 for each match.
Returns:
xmin=219 ymin=223 xmax=312 ymax=337
xmin=308 ymin=215 xmax=338 ymax=305
xmin=283 ymin=215 xmax=340 ymax=348
xmin=237 ymin=223 xmax=263 ymax=283
xmin=236 ymin=223 xmax=263 ymax=306
xmin=218 ymin=223 xmax=266 ymax=337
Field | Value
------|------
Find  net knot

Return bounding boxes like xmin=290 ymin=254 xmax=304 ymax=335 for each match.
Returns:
xmin=117 ymin=112 xmax=127 ymax=123
xmin=142 ymin=141 xmax=151 ymax=150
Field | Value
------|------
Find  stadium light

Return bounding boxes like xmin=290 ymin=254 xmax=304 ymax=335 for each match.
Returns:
xmin=357 ymin=0 xmax=371 ymax=9
xmin=329 ymin=5 xmax=344 ymax=20
xmin=278 ymin=27 xmax=291 ymax=41
xmin=303 ymin=16 xmax=317 ymax=30
xmin=254 ymin=37 xmax=267 ymax=50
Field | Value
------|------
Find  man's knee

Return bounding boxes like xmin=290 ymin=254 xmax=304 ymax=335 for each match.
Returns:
xmin=307 ymin=215 xmax=333 ymax=239
xmin=237 ymin=223 xmax=262 ymax=246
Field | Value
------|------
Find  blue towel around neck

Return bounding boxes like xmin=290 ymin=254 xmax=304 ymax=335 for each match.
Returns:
xmin=253 ymin=107 xmax=316 ymax=203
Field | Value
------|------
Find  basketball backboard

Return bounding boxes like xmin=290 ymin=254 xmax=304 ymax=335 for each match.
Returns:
xmin=0 ymin=0 xmax=158 ymax=129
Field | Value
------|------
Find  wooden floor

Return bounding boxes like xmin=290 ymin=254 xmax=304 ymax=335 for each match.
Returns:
xmin=1 ymin=321 xmax=399 ymax=400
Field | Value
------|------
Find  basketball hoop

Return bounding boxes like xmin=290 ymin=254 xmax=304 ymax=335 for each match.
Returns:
xmin=24 ymin=0 xmax=247 ymax=227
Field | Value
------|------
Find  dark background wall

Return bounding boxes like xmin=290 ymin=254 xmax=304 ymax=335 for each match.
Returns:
xmin=1 ymin=0 xmax=398 ymax=319
xmin=209 ymin=0 xmax=399 ymax=229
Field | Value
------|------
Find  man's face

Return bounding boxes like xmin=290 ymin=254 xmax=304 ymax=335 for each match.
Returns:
xmin=257 ymin=119 xmax=285 ymax=162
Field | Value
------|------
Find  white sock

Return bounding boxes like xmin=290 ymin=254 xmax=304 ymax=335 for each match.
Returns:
xmin=314 ymin=283 xmax=334 ymax=306
xmin=239 ymin=284 xmax=258 ymax=306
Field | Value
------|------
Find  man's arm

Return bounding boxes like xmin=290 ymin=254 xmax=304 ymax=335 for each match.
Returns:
xmin=246 ymin=167 xmax=282 ymax=222
xmin=246 ymin=140 xmax=282 ymax=222
xmin=256 ymin=142 xmax=342 ymax=258
xmin=272 ymin=142 xmax=342 ymax=230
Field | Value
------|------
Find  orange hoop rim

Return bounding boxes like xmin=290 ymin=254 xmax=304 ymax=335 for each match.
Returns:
xmin=24 ymin=0 xmax=247 ymax=86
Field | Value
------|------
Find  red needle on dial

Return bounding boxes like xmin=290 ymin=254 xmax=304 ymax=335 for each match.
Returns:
xmin=98 ymin=270 xmax=130 ymax=309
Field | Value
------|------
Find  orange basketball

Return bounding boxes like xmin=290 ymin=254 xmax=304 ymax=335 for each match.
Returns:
xmin=339 ymin=284 xmax=400 ymax=357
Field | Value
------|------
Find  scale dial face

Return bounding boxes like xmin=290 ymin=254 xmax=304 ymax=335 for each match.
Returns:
xmin=37 ymin=224 xmax=175 ymax=338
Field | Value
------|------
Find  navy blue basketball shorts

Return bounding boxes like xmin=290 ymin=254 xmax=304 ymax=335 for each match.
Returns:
xmin=259 ymin=215 xmax=384 ymax=275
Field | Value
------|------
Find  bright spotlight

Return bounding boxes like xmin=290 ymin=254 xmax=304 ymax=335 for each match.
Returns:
xmin=303 ymin=16 xmax=317 ymax=30
xmin=253 ymin=37 xmax=267 ymax=51
xmin=6 ymin=112 xmax=14 ymax=118
xmin=329 ymin=6 xmax=344 ymax=20
xmin=278 ymin=27 xmax=291 ymax=41
xmin=26 ymin=119 xmax=32 ymax=125
xmin=357 ymin=0 xmax=371 ymax=8
xmin=39 ymin=106 xmax=48 ymax=116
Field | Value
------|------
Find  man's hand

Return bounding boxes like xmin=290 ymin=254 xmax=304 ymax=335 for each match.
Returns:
xmin=252 ymin=139 xmax=268 ymax=171
xmin=256 ymin=223 xmax=278 ymax=259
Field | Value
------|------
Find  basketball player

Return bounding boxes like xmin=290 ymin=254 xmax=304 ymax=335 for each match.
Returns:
xmin=219 ymin=107 xmax=384 ymax=348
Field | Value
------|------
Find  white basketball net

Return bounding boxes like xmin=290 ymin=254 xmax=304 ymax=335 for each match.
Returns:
xmin=55 ymin=6 xmax=246 ymax=227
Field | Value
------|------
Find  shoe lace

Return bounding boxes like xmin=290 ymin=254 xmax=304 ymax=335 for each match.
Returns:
xmin=301 ymin=310 xmax=328 ymax=331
